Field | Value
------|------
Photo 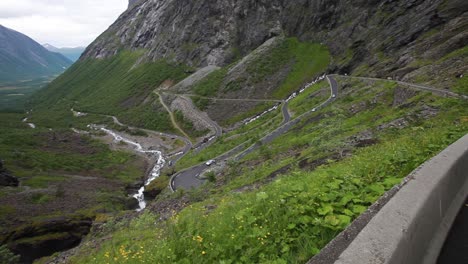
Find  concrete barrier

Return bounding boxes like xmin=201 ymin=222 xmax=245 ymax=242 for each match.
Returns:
xmin=330 ymin=134 xmax=468 ymax=264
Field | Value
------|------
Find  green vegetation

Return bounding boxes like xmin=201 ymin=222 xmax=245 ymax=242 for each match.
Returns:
xmin=453 ymin=75 xmax=468 ymax=94
xmin=288 ymin=81 xmax=329 ymax=117
xmin=247 ymin=38 xmax=330 ymax=99
xmin=189 ymin=38 xmax=329 ymax=125
xmin=0 ymin=127 xmax=142 ymax=185
xmin=223 ymin=102 xmax=276 ymax=126
xmin=192 ymin=69 xmax=228 ymax=97
xmin=439 ymin=43 xmax=468 ymax=62
xmin=23 ymin=175 xmax=67 ymax=188
xmin=70 ymin=77 xmax=468 ymax=263
xmin=30 ymin=193 xmax=53 ymax=204
xmin=31 ymin=51 xmax=192 ymax=132
xmin=274 ymin=40 xmax=329 ymax=98
xmin=0 ymin=77 xmax=54 ymax=112
xmin=145 ymin=176 xmax=170 ymax=198
xmin=191 ymin=69 xmax=228 ymax=110
xmin=176 ymin=108 xmax=283 ymax=170
xmin=0 ymin=245 xmax=19 ymax=264
xmin=0 ymin=112 xmax=146 ymax=237
xmin=174 ymin=110 xmax=209 ymax=138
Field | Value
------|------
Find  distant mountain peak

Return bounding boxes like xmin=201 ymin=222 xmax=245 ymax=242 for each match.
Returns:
xmin=0 ymin=25 xmax=72 ymax=82
xmin=42 ymin=44 xmax=85 ymax=62
xmin=43 ymin=43 xmax=57 ymax=49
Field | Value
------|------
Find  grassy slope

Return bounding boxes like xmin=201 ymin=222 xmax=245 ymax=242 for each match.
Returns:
xmin=31 ymin=51 xmax=191 ymax=133
xmin=0 ymin=113 xmax=145 ymax=236
xmin=70 ymin=74 xmax=468 ymax=263
xmin=176 ymin=108 xmax=284 ymax=170
xmin=0 ymin=77 xmax=55 ymax=112
xmin=0 ymin=114 xmax=142 ymax=184
xmin=191 ymin=38 xmax=330 ymax=125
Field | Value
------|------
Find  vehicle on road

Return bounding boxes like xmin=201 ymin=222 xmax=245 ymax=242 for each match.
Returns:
xmin=312 ymin=108 xmax=316 ymax=112
xmin=205 ymin=159 xmax=216 ymax=166
xmin=332 ymin=94 xmax=336 ymax=98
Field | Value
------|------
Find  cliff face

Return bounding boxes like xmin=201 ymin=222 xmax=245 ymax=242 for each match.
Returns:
xmin=84 ymin=0 xmax=467 ymax=76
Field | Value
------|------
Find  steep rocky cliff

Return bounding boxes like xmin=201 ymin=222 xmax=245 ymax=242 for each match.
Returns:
xmin=84 ymin=0 xmax=467 ymax=77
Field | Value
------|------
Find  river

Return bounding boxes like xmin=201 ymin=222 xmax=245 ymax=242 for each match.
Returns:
xmin=98 ymin=127 xmax=166 ymax=211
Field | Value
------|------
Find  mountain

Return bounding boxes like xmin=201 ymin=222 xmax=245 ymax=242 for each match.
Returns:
xmin=43 ymin=43 xmax=85 ymax=62
xmin=2 ymin=0 xmax=467 ymax=262
xmin=0 ymin=25 xmax=72 ymax=83
xmin=33 ymin=0 xmax=467 ymax=130
xmin=82 ymin=0 xmax=467 ymax=72
xmin=128 ymin=0 xmax=138 ymax=9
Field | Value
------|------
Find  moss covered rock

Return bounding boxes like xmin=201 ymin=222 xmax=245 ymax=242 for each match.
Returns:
xmin=143 ymin=176 xmax=169 ymax=200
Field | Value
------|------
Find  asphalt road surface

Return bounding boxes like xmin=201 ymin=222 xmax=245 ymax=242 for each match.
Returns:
xmin=437 ymin=197 xmax=468 ymax=264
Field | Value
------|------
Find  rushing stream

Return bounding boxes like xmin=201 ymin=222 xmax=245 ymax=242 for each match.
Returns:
xmin=96 ymin=127 xmax=166 ymax=211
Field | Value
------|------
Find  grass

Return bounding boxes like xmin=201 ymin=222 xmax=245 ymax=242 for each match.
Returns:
xmin=0 ymin=113 xmax=145 ymax=187
xmin=288 ymin=81 xmax=329 ymax=117
xmin=246 ymin=38 xmax=330 ymax=99
xmin=69 ymin=76 xmax=468 ymax=263
xmin=30 ymin=51 xmax=191 ymax=132
xmin=174 ymin=110 xmax=209 ymax=138
xmin=223 ymin=102 xmax=276 ymax=126
xmin=453 ymin=75 xmax=468 ymax=95
xmin=176 ymin=108 xmax=283 ymax=170
xmin=0 ymin=76 xmax=55 ymax=112
xmin=189 ymin=38 xmax=330 ymax=126
xmin=23 ymin=175 xmax=68 ymax=189
xmin=192 ymin=69 xmax=228 ymax=97
xmin=30 ymin=193 xmax=53 ymax=204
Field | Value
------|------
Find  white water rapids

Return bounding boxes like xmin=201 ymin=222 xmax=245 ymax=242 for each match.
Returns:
xmin=98 ymin=127 xmax=166 ymax=211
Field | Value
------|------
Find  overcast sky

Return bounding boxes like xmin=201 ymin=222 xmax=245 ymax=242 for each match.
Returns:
xmin=0 ymin=0 xmax=127 ymax=48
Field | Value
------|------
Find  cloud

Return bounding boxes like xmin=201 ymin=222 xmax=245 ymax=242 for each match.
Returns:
xmin=0 ymin=0 xmax=127 ymax=47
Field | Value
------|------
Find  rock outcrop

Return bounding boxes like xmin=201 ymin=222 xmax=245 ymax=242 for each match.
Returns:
xmin=2 ymin=217 xmax=92 ymax=263
xmin=83 ymin=0 xmax=467 ymax=78
xmin=0 ymin=160 xmax=18 ymax=187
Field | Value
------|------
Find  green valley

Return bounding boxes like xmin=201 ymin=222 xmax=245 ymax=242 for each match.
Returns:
xmin=0 ymin=0 xmax=467 ymax=263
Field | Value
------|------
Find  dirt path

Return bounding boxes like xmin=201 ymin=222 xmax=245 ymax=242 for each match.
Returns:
xmin=155 ymin=91 xmax=192 ymax=140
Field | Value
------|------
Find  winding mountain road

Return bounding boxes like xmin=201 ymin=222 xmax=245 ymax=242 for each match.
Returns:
xmin=334 ymin=75 xmax=467 ymax=99
xmin=170 ymin=75 xmax=339 ymax=191
xmin=281 ymin=101 xmax=291 ymax=125
xmin=167 ymin=93 xmax=284 ymax=103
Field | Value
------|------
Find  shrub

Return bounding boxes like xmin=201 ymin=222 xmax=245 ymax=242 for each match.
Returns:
xmin=0 ymin=245 xmax=19 ymax=264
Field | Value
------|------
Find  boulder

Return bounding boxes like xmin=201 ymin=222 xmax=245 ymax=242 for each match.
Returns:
xmin=143 ymin=176 xmax=169 ymax=200
xmin=4 ymin=216 xmax=92 ymax=263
